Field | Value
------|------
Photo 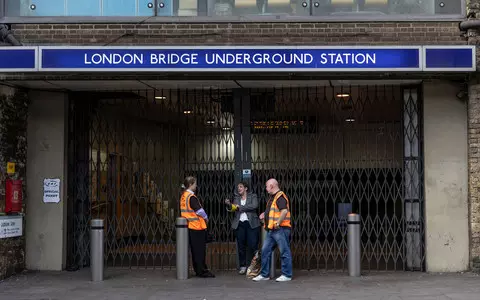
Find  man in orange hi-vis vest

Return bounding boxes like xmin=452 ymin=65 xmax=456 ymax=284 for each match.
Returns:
xmin=253 ymin=178 xmax=292 ymax=282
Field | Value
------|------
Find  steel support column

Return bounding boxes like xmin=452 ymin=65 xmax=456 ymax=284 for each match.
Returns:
xmin=233 ymin=88 xmax=253 ymax=269
xmin=241 ymin=91 xmax=252 ymax=185
xmin=234 ymin=89 xmax=243 ymax=185
xmin=233 ymin=88 xmax=252 ymax=185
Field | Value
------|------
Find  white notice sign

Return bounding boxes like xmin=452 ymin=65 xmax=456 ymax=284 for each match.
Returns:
xmin=0 ymin=216 xmax=23 ymax=239
xmin=43 ymin=178 xmax=61 ymax=203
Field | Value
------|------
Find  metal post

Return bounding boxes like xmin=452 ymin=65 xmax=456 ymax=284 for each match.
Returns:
xmin=347 ymin=213 xmax=361 ymax=277
xmin=176 ymin=217 xmax=189 ymax=280
xmin=261 ymin=226 xmax=275 ymax=278
xmin=90 ymin=219 xmax=104 ymax=282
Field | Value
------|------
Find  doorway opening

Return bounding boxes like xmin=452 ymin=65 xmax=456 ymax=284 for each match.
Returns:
xmin=66 ymin=82 xmax=424 ymax=272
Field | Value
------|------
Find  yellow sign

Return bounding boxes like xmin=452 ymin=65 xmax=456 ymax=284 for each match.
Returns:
xmin=7 ymin=162 xmax=15 ymax=174
xmin=252 ymin=120 xmax=304 ymax=130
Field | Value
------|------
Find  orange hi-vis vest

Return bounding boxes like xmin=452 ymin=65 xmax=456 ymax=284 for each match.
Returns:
xmin=180 ymin=191 xmax=207 ymax=230
xmin=266 ymin=191 xmax=291 ymax=230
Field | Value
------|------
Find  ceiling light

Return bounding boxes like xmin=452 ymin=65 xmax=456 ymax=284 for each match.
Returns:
xmin=155 ymin=96 xmax=166 ymax=100
xmin=222 ymin=127 xmax=231 ymax=131
xmin=336 ymin=93 xmax=350 ymax=98
xmin=183 ymin=109 xmax=193 ymax=114
xmin=206 ymin=119 xmax=215 ymax=125
xmin=345 ymin=118 xmax=355 ymax=122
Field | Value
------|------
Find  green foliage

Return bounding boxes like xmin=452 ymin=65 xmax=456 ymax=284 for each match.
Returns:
xmin=0 ymin=90 xmax=29 ymax=177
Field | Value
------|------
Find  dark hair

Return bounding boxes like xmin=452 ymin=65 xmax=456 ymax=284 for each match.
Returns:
xmin=182 ymin=176 xmax=196 ymax=190
xmin=238 ymin=181 xmax=249 ymax=191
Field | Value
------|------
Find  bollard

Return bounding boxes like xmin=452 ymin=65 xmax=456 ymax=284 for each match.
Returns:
xmin=176 ymin=217 xmax=189 ymax=280
xmin=90 ymin=219 xmax=104 ymax=282
xmin=261 ymin=226 xmax=275 ymax=278
xmin=347 ymin=213 xmax=361 ymax=277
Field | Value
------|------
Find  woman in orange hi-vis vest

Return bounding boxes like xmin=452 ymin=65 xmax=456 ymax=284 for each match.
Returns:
xmin=180 ymin=176 xmax=215 ymax=278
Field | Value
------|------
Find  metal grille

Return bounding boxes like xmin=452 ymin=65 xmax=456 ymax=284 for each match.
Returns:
xmin=67 ymin=85 xmax=424 ymax=272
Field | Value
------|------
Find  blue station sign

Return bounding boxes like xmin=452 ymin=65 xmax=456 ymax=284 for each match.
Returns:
xmin=0 ymin=47 xmax=38 ymax=72
xmin=0 ymin=45 xmax=476 ymax=73
xmin=423 ymin=46 xmax=476 ymax=71
xmin=39 ymin=46 xmax=422 ymax=72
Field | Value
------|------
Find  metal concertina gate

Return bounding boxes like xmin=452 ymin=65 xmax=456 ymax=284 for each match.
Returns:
xmin=66 ymin=84 xmax=424 ymax=272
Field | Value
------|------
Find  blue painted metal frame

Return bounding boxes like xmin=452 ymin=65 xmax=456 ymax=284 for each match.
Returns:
xmin=0 ymin=0 xmax=466 ymax=22
xmin=157 ymin=0 xmax=173 ymax=17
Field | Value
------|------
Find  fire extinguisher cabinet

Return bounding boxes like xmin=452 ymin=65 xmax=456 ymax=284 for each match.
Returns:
xmin=5 ymin=179 xmax=22 ymax=214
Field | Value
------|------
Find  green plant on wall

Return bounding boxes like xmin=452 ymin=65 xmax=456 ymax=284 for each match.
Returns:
xmin=0 ymin=88 xmax=29 ymax=280
xmin=0 ymin=90 xmax=29 ymax=169
xmin=0 ymin=90 xmax=29 ymax=210
xmin=472 ymin=256 xmax=480 ymax=273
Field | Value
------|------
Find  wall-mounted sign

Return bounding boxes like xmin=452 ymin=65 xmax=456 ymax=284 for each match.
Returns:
xmin=0 ymin=47 xmax=38 ymax=72
xmin=0 ymin=46 xmax=476 ymax=72
xmin=0 ymin=215 xmax=23 ymax=239
xmin=242 ymin=169 xmax=252 ymax=179
xmin=39 ymin=46 xmax=422 ymax=72
xmin=423 ymin=46 xmax=476 ymax=71
xmin=6 ymin=162 xmax=15 ymax=174
xmin=252 ymin=120 xmax=305 ymax=130
xmin=43 ymin=178 xmax=61 ymax=203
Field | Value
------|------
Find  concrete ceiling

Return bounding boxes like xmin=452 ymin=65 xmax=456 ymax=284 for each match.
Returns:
xmin=3 ymin=79 xmax=422 ymax=91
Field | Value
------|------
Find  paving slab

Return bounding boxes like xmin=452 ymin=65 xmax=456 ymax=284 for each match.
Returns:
xmin=1 ymin=269 xmax=479 ymax=300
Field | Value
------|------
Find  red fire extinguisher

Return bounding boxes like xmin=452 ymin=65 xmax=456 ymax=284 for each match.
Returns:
xmin=5 ymin=179 xmax=22 ymax=214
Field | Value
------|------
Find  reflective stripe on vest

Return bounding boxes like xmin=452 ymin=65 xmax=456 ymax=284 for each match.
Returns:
xmin=267 ymin=191 xmax=291 ymax=229
xmin=180 ymin=191 xmax=207 ymax=230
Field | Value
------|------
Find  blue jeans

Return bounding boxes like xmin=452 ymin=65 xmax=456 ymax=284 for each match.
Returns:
xmin=260 ymin=227 xmax=292 ymax=278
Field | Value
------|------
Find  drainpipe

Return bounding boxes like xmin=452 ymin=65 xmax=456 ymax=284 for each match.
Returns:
xmin=0 ymin=24 xmax=22 ymax=46
xmin=459 ymin=20 xmax=480 ymax=31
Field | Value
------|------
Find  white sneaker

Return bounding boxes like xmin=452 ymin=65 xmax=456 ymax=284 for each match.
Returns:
xmin=275 ymin=275 xmax=292 ymax=282
xmin=252 ymin=275 xmax=270 ymax=281
xmin=239 ymin=267 xmax=247 ymax=275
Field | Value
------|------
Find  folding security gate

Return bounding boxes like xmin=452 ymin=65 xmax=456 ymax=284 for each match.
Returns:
xmin=66 ymin=84 xmax=425 ymax=272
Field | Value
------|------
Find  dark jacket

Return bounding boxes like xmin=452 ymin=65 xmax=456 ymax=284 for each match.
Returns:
xmin=229 ymin=193 xmax=261 ymax=230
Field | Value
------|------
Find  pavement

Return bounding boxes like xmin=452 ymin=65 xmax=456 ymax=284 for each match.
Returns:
xmin=1 ymin=268 xmax=479 ymax=300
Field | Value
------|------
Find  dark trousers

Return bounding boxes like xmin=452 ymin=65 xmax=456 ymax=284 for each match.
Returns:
xmin=188 ymin=229 xmax=209 ymax=275
xmin=236 ymin=221 xmax=260 ymax=267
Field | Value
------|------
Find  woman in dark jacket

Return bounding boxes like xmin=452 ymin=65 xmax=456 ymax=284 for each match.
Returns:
xmin=225 ymin=181 xmax=261 ymax=274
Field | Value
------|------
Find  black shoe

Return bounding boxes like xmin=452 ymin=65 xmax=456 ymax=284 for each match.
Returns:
xmin=198 ymin=271 xmax=215 ymax=278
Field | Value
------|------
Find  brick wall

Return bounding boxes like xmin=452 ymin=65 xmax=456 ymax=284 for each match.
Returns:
xmin=464 ymin=0 xmax=480 ymax=271
xmin=11 ymin=22 xmax=465 ymax=46
xmin=469 ymin=79 xmax=480 ymax=272
xmin=0 ymin=87 xmax=29 ymax=280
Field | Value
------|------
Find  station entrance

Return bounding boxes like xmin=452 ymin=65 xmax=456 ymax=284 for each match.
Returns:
xmin=66 ymin=81 xmax=424 ymax=272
